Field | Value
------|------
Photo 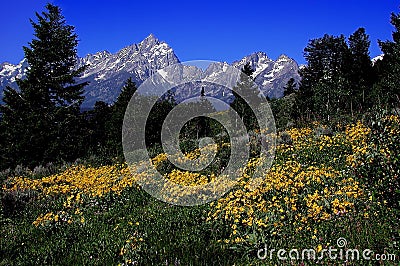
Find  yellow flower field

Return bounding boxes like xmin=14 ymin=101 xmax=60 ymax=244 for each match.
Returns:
xmin=2 ymin=116 xmax=399 ymax=264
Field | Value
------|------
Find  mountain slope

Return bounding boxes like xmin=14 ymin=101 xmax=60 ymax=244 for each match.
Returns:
xmin=0 ymin=34 xmax=300 ymax=108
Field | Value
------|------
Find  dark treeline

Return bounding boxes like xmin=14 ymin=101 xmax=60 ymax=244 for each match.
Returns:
xmin=272 ymin=14 xmax=400 ymax=128
xmin=1 ymin=3 xmax=400 ymax=170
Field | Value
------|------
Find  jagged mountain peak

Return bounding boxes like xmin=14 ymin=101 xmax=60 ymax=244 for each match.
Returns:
xmin=232 ymin=52 xmax=272 ymax=77
xmin=232 ymin=51 xmax=271 ymax=67
xmin=248 ymin=51 xmax=270 ymax=60
xmin=93 ymin=50 xmax=111 ymax=58
xmin=85 ymin=50 xmax=111 ymax=58
xmin=277 ymin=54 xmax=292 ymax=61
xmin=139 ymin=33 xmax=160 ymax=48
xmin=115 ymin=34 xmax=175 ymax=61
xmin=79 ymin=50 xmax=111 ymax=66
xmin=145 ymin=33 xmax=158 ymax=41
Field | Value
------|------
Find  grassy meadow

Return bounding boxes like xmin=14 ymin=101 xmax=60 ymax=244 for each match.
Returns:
xmin=1 ymin=114 xmax=399 ymax=265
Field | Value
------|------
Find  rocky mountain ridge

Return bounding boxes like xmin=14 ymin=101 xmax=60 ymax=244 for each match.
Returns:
xmin=0 ymin=34 xmax=300 ymax=107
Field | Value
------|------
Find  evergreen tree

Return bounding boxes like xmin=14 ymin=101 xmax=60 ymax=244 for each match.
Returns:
xmin=0 ymin=3 xmax=87 ymax=168
xmin=241 ymin=62 xmax=255 ymax=77
xmin=283 ymin=78 xmax=297 ymax=96
xmin=145 ymin=97 xmax=176 ymax=148
xmin=297 ymin=34 xmax=351 ymax=121
xmin=230 ymin=62 xmax=261 ymax=131
xmin=195 ymin=86 xmax=215 ymax=139
xmin=88 ymin=101 xmax=111 ymax=152
xmin=348 ymin=27 xmax=374 ymax=113
xmin=270 ymin=94 xmax=296 ymax=129
xmin=377 ymin=10 xmax=400 ymax=109
xmin=107 ymin=77 xmax=137 ymax=157
xmin=293 ymin=72 xmax=314 ymax=122
xmin=111 ymin=78 xmax=137 ymax=123
xmin=197 ymin=86 xmax=208 ymax=138
xmin=0 ymin=117 xmax=6 ymax=170
xmin=177 ymin=85 xmax=216 ymax=140
xmin=201 ymin=86 xmax=205 ymax=97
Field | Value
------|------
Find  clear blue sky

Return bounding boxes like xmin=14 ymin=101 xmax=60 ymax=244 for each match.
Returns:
xmin=1 ymin=1 xmax=398 ymax=65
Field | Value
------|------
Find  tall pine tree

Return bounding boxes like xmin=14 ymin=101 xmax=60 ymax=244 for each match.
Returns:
xmin=230 ymin=62 xmax=261 ymax=131
xmin=107 ymin=77 xmax=137 ymax=157
xmin=0 ymin=4 xmax=87 ymax=168
xmin=348 ymin=28 xmax=374 ymax=113
xmin=283 ymin=78 xmax=297 ymax=96
xmin=377 ymin=10 xmax=400 ymax=110
xmin=297 ymin=34 xmax=351 ymax=121
xmin=87 ymin=101 xmax=112 ymax=154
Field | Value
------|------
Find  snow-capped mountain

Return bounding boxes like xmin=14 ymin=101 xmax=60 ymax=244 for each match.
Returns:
xmin=76 ymin=34 xmax=180 ymax=106
xmin=0 ymin=59 xmax=29 ymax=89
xmin=0 ymin=34 xmax=300 ymax=108
xmin=232 ymin=52 xmax=300 ymax=99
